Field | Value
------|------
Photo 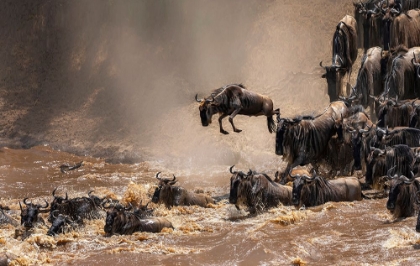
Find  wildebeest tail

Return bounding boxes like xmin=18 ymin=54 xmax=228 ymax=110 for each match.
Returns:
xmin=267 ymin=116 xmax=276 ymax=133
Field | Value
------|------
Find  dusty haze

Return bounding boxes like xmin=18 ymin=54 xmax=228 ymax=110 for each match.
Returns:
xmin=0 ymin=0 xmax=357 ymax=170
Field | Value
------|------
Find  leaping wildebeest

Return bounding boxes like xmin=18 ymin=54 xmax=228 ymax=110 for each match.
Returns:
xmin=321 ymin=15 xmax=358 ymax=102
xmin=289 ymin=170 xmax=362 ymax=209
xmin=152 ymin=172 xmax=215 ymax=209
xmin=195 ymin=83 xmax=280 ymax=134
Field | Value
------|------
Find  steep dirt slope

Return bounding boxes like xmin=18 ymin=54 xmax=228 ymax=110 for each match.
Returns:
xmin=0 ymin=0 xmax=357 ymax=164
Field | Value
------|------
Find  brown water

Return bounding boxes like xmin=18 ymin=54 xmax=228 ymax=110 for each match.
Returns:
xmin=1 ymin=146 xmax=420 ymax=265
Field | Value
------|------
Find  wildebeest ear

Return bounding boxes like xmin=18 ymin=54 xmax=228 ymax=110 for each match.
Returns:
xmin=321 ymin=73 xmax=326 ymax=79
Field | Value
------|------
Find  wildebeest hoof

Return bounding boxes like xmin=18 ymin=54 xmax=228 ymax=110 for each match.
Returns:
xmin=221 ymin=130 xmax=229 ymax=134
xmin=234 ymin=129 xmax=242 ymax=133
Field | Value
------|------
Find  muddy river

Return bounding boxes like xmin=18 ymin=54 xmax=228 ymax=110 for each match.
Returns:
xmin=1 ymin=145 xmax=420 ymax=265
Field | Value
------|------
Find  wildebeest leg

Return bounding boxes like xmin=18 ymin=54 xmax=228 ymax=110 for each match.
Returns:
xmin=229 ymin=108 xmax=242 ymax=133
xmin=218 ymin=114 xmax=229 ymax=134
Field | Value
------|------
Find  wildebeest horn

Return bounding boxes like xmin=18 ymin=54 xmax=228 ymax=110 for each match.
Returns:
xmin=403 ymin=171 xmax=416 ymax=184
xmin=102 ymin=200 xmax=112 ymax=209
xmin=172 ymin=175 xmax=176 ymax=181
xmin=19 ymin=201 xmax=23 ymax=211
xmin=195 ymin=94 xmax=203 ymax=103
xmin=156 ymin=172 xmax=162 ymax=180
xmin=52 ymin=210 xmax=59 ymax=219
xmin=302 ymin=174 xmax=316 ymax=182
xmin=387 ymin=165 xmax=397 ymax=179
xmin=23 ymin=198 xmax=31 ymax=205
xmin=125 ymin=203 xmax=133 ymax=211
xmin=39 ymin=199 xmax=49 ymax=209
xmin=319 ymin=61 xmax=326 ymax=69
xmin=52 ymin=188 xmax=57 ymax=197
xmin=229 ymin=165 xmax=236 ymax=174
xmin=288 ymin=170 xmax=299 ymax=179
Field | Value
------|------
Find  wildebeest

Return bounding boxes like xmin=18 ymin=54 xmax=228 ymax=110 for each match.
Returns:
xmin=195 ymin=83 xmax=279 ymax=134
xmin=321 ymin=15 xmax=358 ymax=102
xmin=289 ymin=170 xmax=362 ymax=209
xmin=248 ymin=170 xmax=292 ymax=213
xmin=351 ymin=46 xmax=384 ymax=119
xmin=103 ymin=203 xmax=173 ymax=236
xmin=415 ymin=191 xmax=420 ymax=231
xmin=60 ymin=161 xmax=83 ymax=173
xmin=365 ymin=144 xmax=415 ymax=188
xmin=376 ymin=98 xmax=416 ymax=127
xmin=382 ymin=46 xmax=420 ymax=99
xmin=152 ymin=172 xmax=215 ymax=209
xmin=47 ymin=211 xmax=80 ymax=236
xmin=228 ymin=166 xmax=292 ymax=214
xmin=353 ymin=0 xmax=383 ymax=51
xmin=49 ymin=188 xmax=103 ymax=223
xmin=0 ymin=205 xmax=18 ymax=226
xmin=383 ymin=8 xmax=420 ymax=51
xmin=19 ymin=198 xmax=49 ymax=229
xmin=275 ymin=101 xmax=348 ymax=184
xmin=386 ymin=167 xmax=420 ymax=218
xmin=229 ymin=165 xmax=252 ymax=209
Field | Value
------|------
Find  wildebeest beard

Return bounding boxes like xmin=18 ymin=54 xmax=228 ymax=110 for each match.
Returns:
xmin=387 ymin=179 xmax=420 ymax=218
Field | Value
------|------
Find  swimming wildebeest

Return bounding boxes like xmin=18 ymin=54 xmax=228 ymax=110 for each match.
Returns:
xmin=289 ymin=170 xmax=362 ymax=209
xmin=152 ymin=172 xmax=215 ymax=209
xmin=19 ymin=198 xmax=49 ymax=229
xmin=386 ymin=167 xmax=420 ymax=218
xmin=228 ymin=166 xmax=292 ymax=214
xmin=49 ymin=188 xmax=103 ymax=223
xmin=47 ymin=211 xmax=80 ymax=236
xmin=60 ymin=161 xmax=83 ymax=173
xmin=195 ymin=83 xmax=279 ymax=134
xmin=103 ymin=203 xmax=173 ymax=236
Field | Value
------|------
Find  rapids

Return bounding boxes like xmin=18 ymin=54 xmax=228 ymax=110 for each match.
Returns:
xmin=1 ymin=146 xmax=420 ymax=265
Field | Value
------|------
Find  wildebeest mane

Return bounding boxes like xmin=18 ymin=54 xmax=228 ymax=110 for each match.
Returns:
xmin=377 ymin=101 xmax=412 ymax=127
xmin=283 ymin=116 xmax=335 ymax=164
xmin=300 ymin=176 xmax=340 ymax=207
xmin=384 ymin=128 xmax=420 ymax=147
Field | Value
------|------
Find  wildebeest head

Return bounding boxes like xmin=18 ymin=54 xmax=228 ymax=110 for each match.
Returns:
xmin=134 ymin=200 xmax=153 ymax=219
xmin=103 ymin=203 xmax=132 ymax=236
xmin=47 ymin=210 xmax=77 ymax=236
xmin=19 ymin=198 xmax=49 ymax=229
xmin=49 ymin=188 xmax=68 ymax=222
xmin=290 ymin=170 xmax=316 ymax=207
xmin=195 ymin=94 xmax=216 ymax=127
xmin=228 ymin=165 xmax=252 ymax=207
xmin=87 ymin=191 xmax=106 ymax=207
xmin=386 ymin=166 xmax=416 ymax=212
xmin=320 ymin=61 xmax=347 ymax=102
xmin=275 ymin=115 xmax=299 ymax=156
xmin=152 ymin=172 xmax=177 ymax=208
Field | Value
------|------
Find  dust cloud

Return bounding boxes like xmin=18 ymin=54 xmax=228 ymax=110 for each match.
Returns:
xmin=0 ymin=0 xmax=356 ymax=170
